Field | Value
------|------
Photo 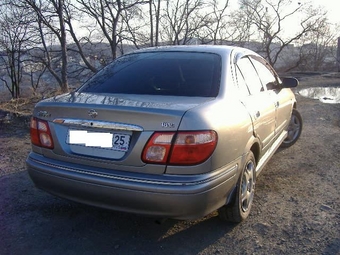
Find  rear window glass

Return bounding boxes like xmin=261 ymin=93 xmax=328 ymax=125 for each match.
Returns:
xmin=79 ymin=51 xmax=221 ymax=97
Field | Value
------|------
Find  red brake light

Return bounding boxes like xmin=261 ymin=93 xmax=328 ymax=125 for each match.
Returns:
xmin=30 ymin=117 xmax=54 ymax=149
xmin=142 ymin=131 xmax=217 ymax=165
xmin=170 ymin=131 xmax=217 ymax=165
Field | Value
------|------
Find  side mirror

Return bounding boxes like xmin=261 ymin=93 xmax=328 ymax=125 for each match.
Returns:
xmin=280 ymin=77 xmax=299 ymax=88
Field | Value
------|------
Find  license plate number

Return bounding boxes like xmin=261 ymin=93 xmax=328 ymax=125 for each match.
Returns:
xmin=112 ymin=134 xmax=130 ymax=152
xmin=68 ymin=130 xmax=130 ymax=152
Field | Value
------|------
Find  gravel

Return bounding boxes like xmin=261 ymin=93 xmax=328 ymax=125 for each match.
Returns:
xmin=0 ymin=74 xmax=339 ymax=255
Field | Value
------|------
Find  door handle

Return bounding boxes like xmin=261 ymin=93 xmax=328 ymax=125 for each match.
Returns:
xmin=255 ymin=111 xmax=260 ymax=119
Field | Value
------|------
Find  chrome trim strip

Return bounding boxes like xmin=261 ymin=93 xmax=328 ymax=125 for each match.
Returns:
xmin=30 ymin=157 xmax=237 ymax=186
xmin=53 ymin=118 xmax=143 ymax=131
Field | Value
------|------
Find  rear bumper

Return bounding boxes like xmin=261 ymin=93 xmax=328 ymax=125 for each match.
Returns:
xmin=26 ymin=152 xmax=238 ymax=220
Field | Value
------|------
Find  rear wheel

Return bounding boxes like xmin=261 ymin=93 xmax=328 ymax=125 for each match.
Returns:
xmin=218 ymin=151 xmax=256 ymax=222
xmin=281 ymin=109 xmax=302 ymax=148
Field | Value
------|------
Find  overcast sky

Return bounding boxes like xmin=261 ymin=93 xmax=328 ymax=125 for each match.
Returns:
xmin=310 ymin=0 xmax=339 ymax=24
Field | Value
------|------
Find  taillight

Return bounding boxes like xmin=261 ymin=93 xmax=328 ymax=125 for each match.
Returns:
xmin=142 ymin=131 xmax=217 ymax=165
xmin=169 ymin=131 xmax=217 ymax=165
xmin=30 ymin=117 xmax=54 ymax=149
xmin=142 ymin=132 xmax=175 ymax=164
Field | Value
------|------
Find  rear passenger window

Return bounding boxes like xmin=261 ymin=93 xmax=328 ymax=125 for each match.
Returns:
xmin=250 ymin=57 xmax=278 ymax=90
xmin=236 ymin=57 xmax=264 ymax=94
xmin=235 ymin=65 xmax=250 ymax=97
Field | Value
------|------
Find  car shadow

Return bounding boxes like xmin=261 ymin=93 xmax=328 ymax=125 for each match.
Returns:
xmin=1 ymin=171 xmax=238 ymax=255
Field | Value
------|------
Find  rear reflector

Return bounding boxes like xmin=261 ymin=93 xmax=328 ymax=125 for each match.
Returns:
xmin=142 ymin=131 xmax=217 ymax=165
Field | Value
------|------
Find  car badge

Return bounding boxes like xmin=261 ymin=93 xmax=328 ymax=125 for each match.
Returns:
xmin=88 ymin=109 xmax=98 ymax=118
xmin=37 ymin=110 xmax=51 ymax=118
xmin=161 ymin=122 xmax=175 ymax=128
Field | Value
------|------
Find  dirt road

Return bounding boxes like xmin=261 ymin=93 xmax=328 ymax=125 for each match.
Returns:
xmin=0 ymin=74 xmax=339 ymax=255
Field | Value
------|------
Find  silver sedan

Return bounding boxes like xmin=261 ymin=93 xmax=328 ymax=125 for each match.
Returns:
xmin=26 ymin=45 xmax=302 ymax=222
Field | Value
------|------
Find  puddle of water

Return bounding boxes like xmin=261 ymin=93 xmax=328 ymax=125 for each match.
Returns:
xmin=298 ymin=87 xmax=340 ymax=104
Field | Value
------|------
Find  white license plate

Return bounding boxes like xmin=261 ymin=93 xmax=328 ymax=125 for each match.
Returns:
xmin=68 ymin=130 xmax=130 ymax=152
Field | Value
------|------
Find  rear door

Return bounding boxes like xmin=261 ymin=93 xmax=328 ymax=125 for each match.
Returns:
xmin=235 ymin=56 xmax=276 ymax=154
xmin=249 ymin=57 xmax=294 ymax=137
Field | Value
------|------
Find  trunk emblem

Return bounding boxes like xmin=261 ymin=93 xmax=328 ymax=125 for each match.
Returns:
xmin=37 ymin=110 xmax=51 ymax=117
xmin=88 ymin=109 xmax=98 ymax=118
xmin=161 ymin=122 xmax=175 ymax=128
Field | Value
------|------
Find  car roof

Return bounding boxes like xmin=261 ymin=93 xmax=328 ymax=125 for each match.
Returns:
xmin=125 ymin=45 xmax=256 ymax=58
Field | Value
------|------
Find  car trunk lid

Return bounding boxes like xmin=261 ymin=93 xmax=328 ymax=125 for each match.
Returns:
xmin=33 ymin=92 xmax=213 ymax=172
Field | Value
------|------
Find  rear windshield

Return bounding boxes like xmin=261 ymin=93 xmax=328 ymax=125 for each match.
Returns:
xmin=79 ymin=51 xmax=221 ymax=97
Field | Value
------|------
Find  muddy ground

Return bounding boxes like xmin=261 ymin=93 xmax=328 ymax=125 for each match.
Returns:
xmin=0 ymin=74 xmax=339 ymax=255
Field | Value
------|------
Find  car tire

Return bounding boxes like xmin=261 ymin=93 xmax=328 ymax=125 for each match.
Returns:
xmin=218 ymin=151 xmax=256 ymax=222
xmin=281 ymin=109 xmax=302 ymax=148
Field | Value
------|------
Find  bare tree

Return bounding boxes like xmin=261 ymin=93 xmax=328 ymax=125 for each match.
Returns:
xmin=149 ymin=0 xmax=162 ymax=46
xmin=120 ymin=3 xmax=150 ymax=51
xmin=194 ymin=0 xmax=230 ymax=44
xmin=26 ymin=60 xmax=47 ymax=95
xmin=2 ymin=0 xmax=338 ymax=102
xmin=161 ymin=0 xmax=210 ymax=45
xmin=23 ymin=0 xmax=69 ymax=93
xmin=293 ymin=21 xmax=339 ymax=72
xmin=0 ymin=1 xmax=36 ymax=98
xmin=223 ymin=4 xmax=257 ymax=45
xmin=75 ymin=0 xmax=148 ymax=61
xmin=238 ymin=0 xmax=328 ymax=69
xmin=63 ymin=0 xmax=98 ymax=73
